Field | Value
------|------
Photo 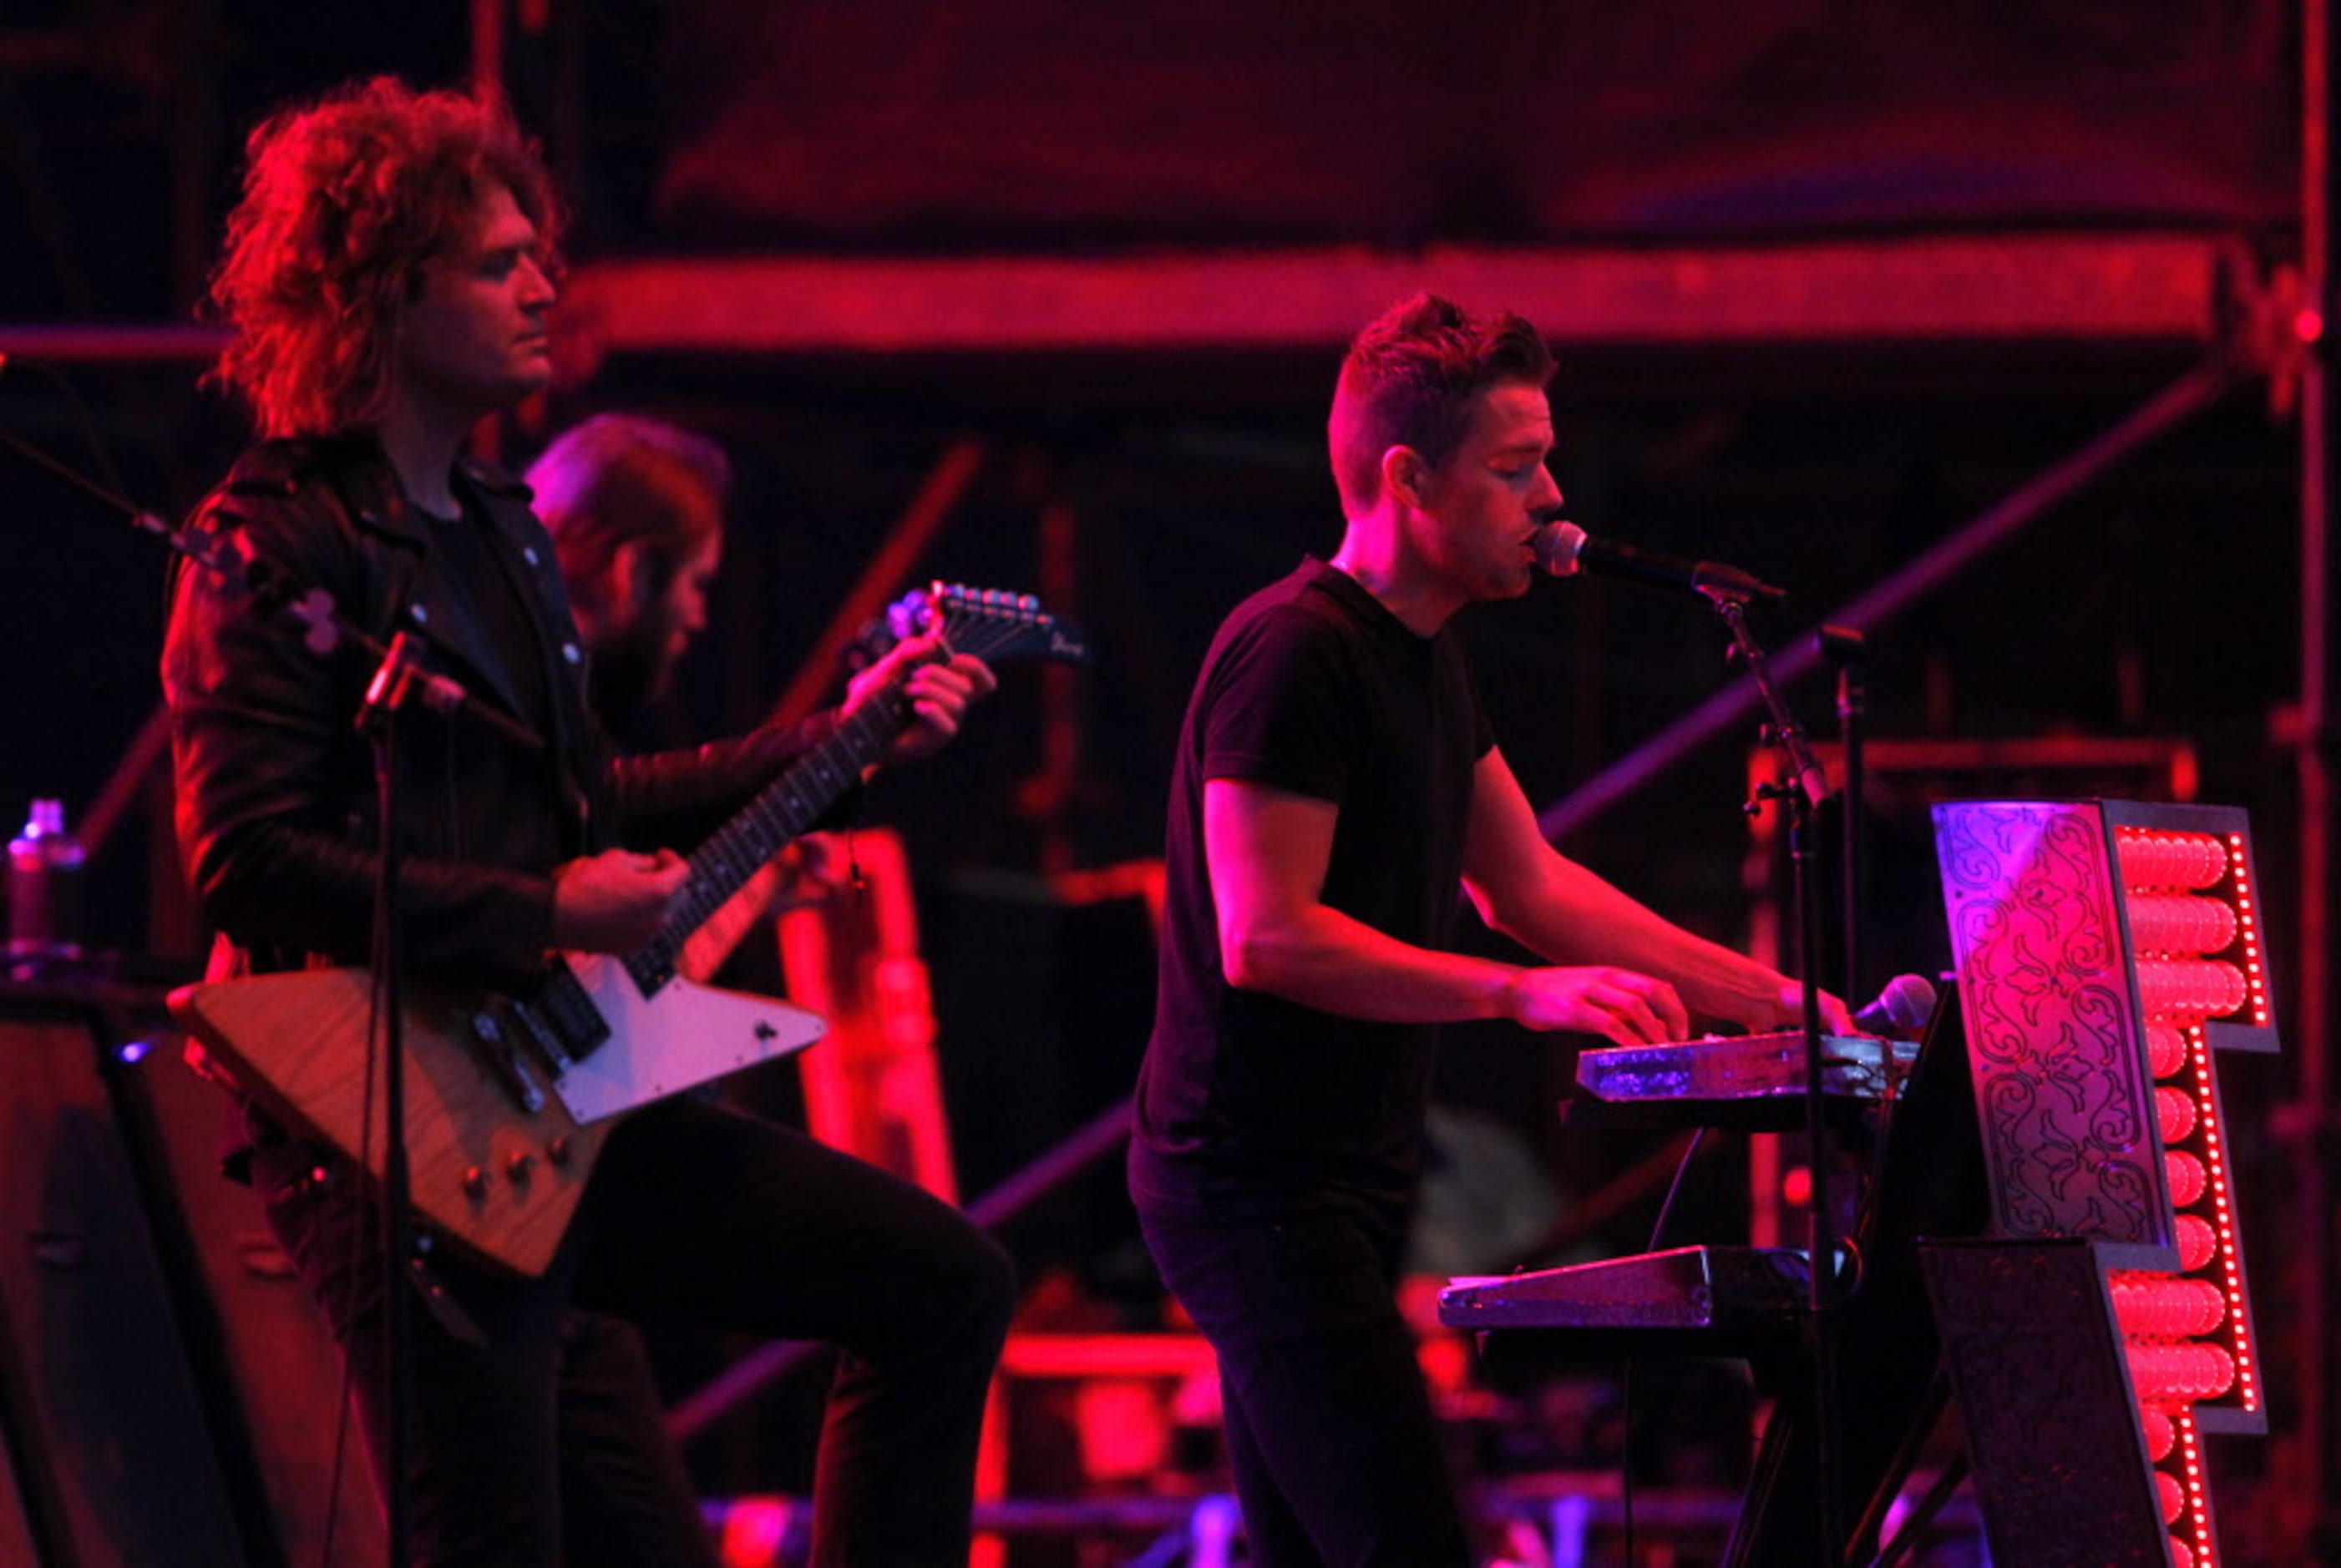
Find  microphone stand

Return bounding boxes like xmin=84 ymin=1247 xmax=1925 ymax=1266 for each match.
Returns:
xmin=1 ymin=424 xmax=541 ymax=757
xmin=355 ymin=630 xmax=425 ymax=1567
xmin=1822 ymin=625 xmax=1870 ymax=1009
xmin=1706 ymin=589 xmax=1844 ymax=1567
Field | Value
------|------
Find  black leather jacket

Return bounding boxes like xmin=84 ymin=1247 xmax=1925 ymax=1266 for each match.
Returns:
xmin=163 ymin=433 xmax=836 ymax=994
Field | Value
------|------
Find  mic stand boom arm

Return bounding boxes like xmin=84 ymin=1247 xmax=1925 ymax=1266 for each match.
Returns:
xmin=1705 ymin=586 xmax=1845 ymax=1567
xmin=3 ymin=421 xmax=543 ymax=758
xmin=154 ymin=507 xmax=544 ymax=756
xmin=355 ymin=631 xmax=423 ymax=1566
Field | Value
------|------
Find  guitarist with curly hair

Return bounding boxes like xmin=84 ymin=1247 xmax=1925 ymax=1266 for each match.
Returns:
xmin=165 ymin=77 xmax=1013 ymax=1568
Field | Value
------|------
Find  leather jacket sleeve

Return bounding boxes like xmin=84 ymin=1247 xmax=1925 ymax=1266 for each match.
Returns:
xmin=164 ymin=448 xmax=560 ymax=991
xmin=608 ymin=710 xmax=858 ymax=853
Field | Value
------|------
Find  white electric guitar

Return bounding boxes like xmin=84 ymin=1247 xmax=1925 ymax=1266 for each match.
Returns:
xmin=170 ymin=583 xmax=1089 ymax=1276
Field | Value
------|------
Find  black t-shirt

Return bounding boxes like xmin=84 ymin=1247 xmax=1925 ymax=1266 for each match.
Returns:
xmin=1131 ymin=558 xmax=1494 ymax=1212
xmin=423 ymin=498 xmax=555 ymax=737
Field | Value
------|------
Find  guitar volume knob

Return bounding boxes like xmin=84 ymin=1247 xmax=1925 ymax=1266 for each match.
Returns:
xmin=461 ymin=1166 xmax=489 ymax=1201
xmin=505 ymin=1151 xmax=537 ymax=1183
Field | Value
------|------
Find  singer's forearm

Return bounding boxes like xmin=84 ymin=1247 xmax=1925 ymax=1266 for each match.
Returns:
xmin=1462 ymin=747 xmax=1802 ymax=1031
xmin=1205 ymin=776 xmax=1533 ymax=1024
xmin=1219 ymin=898 xmax=1535 ymax=1024
xmin=1476 ymin=852 xmax=1792 ymax=1029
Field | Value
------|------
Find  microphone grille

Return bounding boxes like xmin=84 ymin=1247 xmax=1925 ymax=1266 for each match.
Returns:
xmin=1880 ymin=974 xmax=1938 ymax=1034
xmin=1852 ymin=973 xmax=1938 ymax=1039
xmin=1533 ymin=519 xmax=1587 ymax=576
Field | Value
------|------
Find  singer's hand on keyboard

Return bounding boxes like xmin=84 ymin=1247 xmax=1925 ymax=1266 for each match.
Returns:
xmin=1507 ymin=965 xmax=1689 ymax=1045
xmin=1751 ymin=978 xmax=1856 ymax=1037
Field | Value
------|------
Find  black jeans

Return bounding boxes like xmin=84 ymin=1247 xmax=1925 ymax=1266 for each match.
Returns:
xmin=1132 ymin=1182 xmax=1471 ymax=1568
xmin=252 ymin=1093 xmax=1016 ymax=1567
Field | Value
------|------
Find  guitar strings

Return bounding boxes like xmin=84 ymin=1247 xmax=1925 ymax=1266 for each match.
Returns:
xmin=636 ymin=606 xmax=1043 ymax=974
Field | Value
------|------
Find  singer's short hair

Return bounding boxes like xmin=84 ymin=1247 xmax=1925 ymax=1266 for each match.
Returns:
xmin=205 ymin=76 xmax=562 ymax=439
xmin=528 ymin=413 xmax=729 ymax=614
xmin=1328 ymin=293 xmax=1555 ymax=513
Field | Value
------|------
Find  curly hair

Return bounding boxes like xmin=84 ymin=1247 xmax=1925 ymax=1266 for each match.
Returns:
xmin=1327 ymin=292 xmax=1555 ymax=514
xmin=204 ymin=77 xmax=562 ymax=439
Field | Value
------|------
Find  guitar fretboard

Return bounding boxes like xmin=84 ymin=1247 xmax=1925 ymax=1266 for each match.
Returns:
xmin=615 ymin=593 xmax=1064 ymax=997
xmin=629 ymin=688 xmax=910 ymax=993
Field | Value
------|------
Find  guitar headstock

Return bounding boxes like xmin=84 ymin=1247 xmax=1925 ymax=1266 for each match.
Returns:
xmin=883 ymin=582 xmax=1092 ymax=668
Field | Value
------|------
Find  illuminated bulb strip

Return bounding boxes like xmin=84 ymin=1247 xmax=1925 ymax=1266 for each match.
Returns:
xmin=2185 ymin=1026 xmax=2261 ymax=1413
xmin=2147 ymin=1399 xmax=2204 ymax=1566
xmin=2102 ymin=827 xmax=2262 ymax=1568
xmin=2110 ymin=1273 xmax=2227 ymax=1338
xmin=2158 ymin=1085 xmax=2198 ymax=1145
xmin=2166 ymin=1149 xmax=2207 ymax=1206
xmin=2147 ymin=1022 xmax=2189 ymax=1079
xmin=2116 ymin=827 xmax=2227 ymax=892
xmin=2126 ymin=1341 xmax=2236 ymax=1403
xmin=2176 ymin=1408 xmax=2217 ymax=1568
xmin=2136 ymin=959 xmax=2248 ymax=1021
xmin=2126 ymin=893 xmax=2238 ymax=956
xmin=2227 ymin=835 xmax=2270 ymax=1027
xmin=2140 ymin=1403 xmax=2176 ymax=1462
xmin=2174 ymin=1211 xmax=2218 ymax=1272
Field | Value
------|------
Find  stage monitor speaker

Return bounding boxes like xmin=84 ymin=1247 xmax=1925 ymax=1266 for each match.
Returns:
xmin=0 ymin=1000 xmax=255 ymax=1565
xmin=129 ymin=1025 xmax=388 ymax=1566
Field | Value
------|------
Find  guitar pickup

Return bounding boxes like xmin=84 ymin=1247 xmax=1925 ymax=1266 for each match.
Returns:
xmin=466 ymin=1006 xmax=549 ymax=1115
xmin=529 ymin=959 xmax=613 ymax=1062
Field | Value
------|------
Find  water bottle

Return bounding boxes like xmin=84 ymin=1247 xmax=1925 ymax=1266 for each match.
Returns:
xmin=8 ymin=799 xmax=85 ymax=962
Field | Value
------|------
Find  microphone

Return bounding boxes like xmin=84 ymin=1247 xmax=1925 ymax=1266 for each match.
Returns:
xmin=1852 ymin=973 xmax=1938 ymax=1041
xmin=1533 ymin=519 xmax=1786 ymax=609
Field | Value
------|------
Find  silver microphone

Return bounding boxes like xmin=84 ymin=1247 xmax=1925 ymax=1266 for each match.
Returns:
xmin=1533 ymin=519 xmax=1786 ymax=608
xmin=1852 ymin=974 xmax=1938 ymax=1040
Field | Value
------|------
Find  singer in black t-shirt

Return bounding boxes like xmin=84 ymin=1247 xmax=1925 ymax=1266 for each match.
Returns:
xmin=1129 ymin=293 xmax=1852 ymax=1567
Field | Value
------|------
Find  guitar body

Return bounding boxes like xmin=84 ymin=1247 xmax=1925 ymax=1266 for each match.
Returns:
xmin=551 ymin=951 xmax=826 ymax=1122
xmin=170 ymin=966 xmax=824 ymax=1277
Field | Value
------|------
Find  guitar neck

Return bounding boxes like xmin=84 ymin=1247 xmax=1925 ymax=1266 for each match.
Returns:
xmin=609 ymin=584 xmax=1085 ymax=995
xmin=628 ymin=687 xmax=910 ymax=987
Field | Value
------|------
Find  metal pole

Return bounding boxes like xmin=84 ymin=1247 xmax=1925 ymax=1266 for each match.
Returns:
xmin=2290 ymin=0 xmax=2337 ymax=1552
xmin=768 ymin=435 xmax=988 ymax=726
xmin=469 ymin=0 xmax=506 ymax=104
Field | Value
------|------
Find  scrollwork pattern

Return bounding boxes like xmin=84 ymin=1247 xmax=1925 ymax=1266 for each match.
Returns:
xmin=1936 ymin=803 xmax=2162 ymax=1245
